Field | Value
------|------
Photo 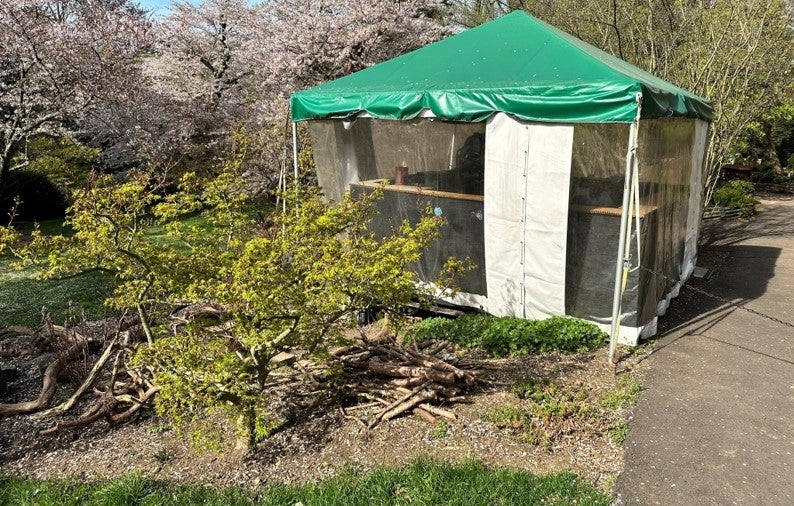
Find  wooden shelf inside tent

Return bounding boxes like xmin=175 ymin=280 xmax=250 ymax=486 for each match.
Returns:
xmin=571 ymin=204 xmax=658 ymax=219
xmin=353 ymin=179 xmax=484 ymax=203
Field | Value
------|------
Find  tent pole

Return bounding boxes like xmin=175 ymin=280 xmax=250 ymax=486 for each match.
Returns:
xmin=292 ymin=122 xmax=299 ymax=189
xmin=609 ymin=94 xmax=643 ymax=364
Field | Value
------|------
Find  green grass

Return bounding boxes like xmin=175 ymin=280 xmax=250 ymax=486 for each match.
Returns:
xmin=0 ymin=220 xmax=114 ymax=329
xmin=143 ymin=214 xmax=211 ymax=247
xmin=0 ymin=459 xmax=611 ymax=505
xmin=0 ymin=215 xmax=214 ymax=329
xmin=600 ymin=375 xmax=643 ymax=410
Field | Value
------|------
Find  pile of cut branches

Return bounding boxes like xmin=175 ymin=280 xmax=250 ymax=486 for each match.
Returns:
xmin=332 ymin=340 xmax=480 ymax=428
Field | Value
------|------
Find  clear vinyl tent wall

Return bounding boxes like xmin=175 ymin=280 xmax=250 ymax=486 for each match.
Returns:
xmin=296 ymin=112 xmax=709 ymax=349
xmin=566 ymin=117 xmax=708 ymax=349
xmin=307 ymin=117 xmax=489 ymax=297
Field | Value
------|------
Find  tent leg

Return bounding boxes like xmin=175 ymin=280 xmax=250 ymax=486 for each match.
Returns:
xmin=292 ymin=122 xmax=299 ymax=187
xmin=609 ymin=95 xmax=642 ymax=364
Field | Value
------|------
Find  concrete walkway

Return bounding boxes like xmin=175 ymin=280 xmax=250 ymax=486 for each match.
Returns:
xmin=616 ymin=194 xmax=794 ymax=505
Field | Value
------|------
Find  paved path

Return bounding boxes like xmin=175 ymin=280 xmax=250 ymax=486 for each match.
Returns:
xmin=616 ymin=194 xmax=794 ymax=505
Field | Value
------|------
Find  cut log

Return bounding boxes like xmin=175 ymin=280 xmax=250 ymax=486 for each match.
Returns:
xmin=381 ymin=390 xmax=437 ymax=423
xmin=330 ymin=345 xmax=361 ymax=357
xmin=403 ymin=347 xmax=477 ymax=385
xmin=367 ymin=362 xmax=455 ymax=385
xmin=418 ymin=403 xmax=457 ymax=420
xmin=426 ymin=383 xmax=461 ymax=398
xmin=421 ymin=341 xmax=449 ymax=356
xmin=368 ymin=381 xmax=431 ymax=428
xmin=391 ymin=377 xmax=427 ymax=388
xmin=375 ymin=344 xmax=411 ymax=363
xmin=413 ymin=407 xmax=438 ymax=424
xmin=339 ymin=350 xmax=372 ymax=363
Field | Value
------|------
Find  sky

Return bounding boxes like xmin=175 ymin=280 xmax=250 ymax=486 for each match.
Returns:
xmin=134 ymin=0 xmax=174 ymax=17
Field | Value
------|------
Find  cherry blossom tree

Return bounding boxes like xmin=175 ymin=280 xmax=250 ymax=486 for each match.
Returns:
xmin=141 ymin=0 xmax=449 ymax=190
xmin=0 ymin=0 xmax=152 ymax=186
xmin=148 ymin=0 xmax=448 ymax=118
xmin=257 ymin=0 xmax=449 ymax=93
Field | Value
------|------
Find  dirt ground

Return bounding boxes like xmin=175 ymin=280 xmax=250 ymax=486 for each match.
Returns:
xmin=0 ymin=334 xmax=645 ymax=491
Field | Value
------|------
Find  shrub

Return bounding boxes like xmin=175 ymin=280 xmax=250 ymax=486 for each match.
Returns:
xmin=405 ymin=314 xmax=607 ymax=356
xmin=2 ymin=138 xmax=460 ymax=451
xmin=713 ymin=180 xmax=757 ymax=216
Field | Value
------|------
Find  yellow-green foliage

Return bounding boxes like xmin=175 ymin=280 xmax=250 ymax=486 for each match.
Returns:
xmin=2 ymin=138 xmax=454 ymax=450
xmin=140 ymin=183 xmax=449 ymax=449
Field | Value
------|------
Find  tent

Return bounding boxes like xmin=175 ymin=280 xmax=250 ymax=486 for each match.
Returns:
xmin=290 ymin=11 xmax=713 ymax=357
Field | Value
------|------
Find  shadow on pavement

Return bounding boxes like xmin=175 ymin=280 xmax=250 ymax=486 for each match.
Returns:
xmin=647 ymin=195 xmax=794 ymax=343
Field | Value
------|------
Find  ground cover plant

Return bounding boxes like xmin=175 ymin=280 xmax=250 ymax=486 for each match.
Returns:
xmin=404 ymin=314 xmax=608 ymax=355
xmin=0 ymin=458 xmax=611 ymax=506
xmin=483 ymin=371 xmax=642 ymax=447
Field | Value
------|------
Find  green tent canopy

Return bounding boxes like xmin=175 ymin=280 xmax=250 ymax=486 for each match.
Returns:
xmin=290 ymin=11 xmax=713 ymax=123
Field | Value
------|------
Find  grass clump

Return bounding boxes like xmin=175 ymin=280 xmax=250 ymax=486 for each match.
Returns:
xmin=485 ymin=373 xmax=642 ymax=447
xmin=405 ymin=314 xmax=607 ymax=356
xmin=601 ymin=375 xmax=643 ymax=410
xmin=0 ymin=458 xmax=611 ymax=505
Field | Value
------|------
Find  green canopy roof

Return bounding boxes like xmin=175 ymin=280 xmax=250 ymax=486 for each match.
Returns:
xmin=290 ymin=11 xmax=713 ymax=123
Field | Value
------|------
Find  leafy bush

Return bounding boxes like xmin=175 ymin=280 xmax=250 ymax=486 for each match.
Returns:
xmin=405 ymin=314 xmax=607 ymax=356
xmin=2 ymin=138 xmax=460 ymax=451
xmin=713 ymin=179 xmax=757 ymax=216
xmin=749 ymin=161 xmax=791 ymax=184
xmin=24 ymin=136 xmax=99 ymax=198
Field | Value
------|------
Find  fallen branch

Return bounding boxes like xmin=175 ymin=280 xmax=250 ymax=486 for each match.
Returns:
xmin=0 ymin=326 xmax=38 ymax=337
xmin=381 ymin=389 xmax=437 ymax=423
xmin=368 ymin=381 xmax=432 ymax=429
xmin=40 ymin=386 xmax=160 ymax=436
xmin=413 ymin=407 xmax=438 ymax=424
xmin=418 ymin=403 xmax=457 ymax=421
xmin=32 ymin=336 xmax=120 ymax=419
xmin=0 ymin=344 xmax=83 ymax=417
xmin=340 ymin=407 xmax=368 ymax=430
xmin=391 ymin=377 xmax=428 ymax=388
xmin=403 ymin=346 xmax=477 ymax=385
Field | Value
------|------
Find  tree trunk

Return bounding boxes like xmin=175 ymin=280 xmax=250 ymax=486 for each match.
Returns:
xmin=0 ymin=149 xmax=11 ymax=190
xmin=762 ymin=121 xmax=783 ymax=173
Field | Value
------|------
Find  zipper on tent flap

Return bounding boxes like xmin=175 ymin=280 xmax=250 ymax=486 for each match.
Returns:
xmin=520 ymin=127 xmax=531 ymax=320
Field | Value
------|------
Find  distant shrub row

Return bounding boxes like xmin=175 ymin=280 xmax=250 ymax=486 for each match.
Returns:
xmin=405 ymin=314 xmax=608 ymax=356
xmin=713 ymin=180 xmax=757 ymax=216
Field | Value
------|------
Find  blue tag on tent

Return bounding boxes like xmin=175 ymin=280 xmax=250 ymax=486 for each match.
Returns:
xmin=434 ymin=206 xmax=443 ymax=217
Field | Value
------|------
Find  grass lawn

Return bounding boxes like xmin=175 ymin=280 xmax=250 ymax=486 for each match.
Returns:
xmin=0 ymin=220 xmax=114 ymax=329
xmin=0 ymin=459 xmax=610 ymax=505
